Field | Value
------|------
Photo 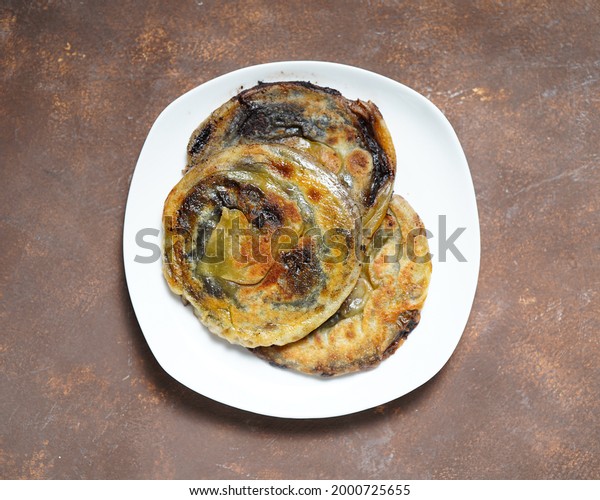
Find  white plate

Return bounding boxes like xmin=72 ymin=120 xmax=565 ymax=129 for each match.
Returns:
xmin=123 ymin=61 xmax=480 ymax=419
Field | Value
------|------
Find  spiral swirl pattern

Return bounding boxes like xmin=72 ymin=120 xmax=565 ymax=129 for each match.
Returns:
xmin=163 ymin=144 xmax=361 ymax=348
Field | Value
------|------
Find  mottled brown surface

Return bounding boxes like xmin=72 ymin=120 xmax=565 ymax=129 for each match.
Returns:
xmin=1 ymin=0 xmax=598 ymax=480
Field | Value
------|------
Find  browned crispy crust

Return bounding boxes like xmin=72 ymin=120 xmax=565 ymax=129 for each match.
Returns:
xmin=163 ymin=144 xmax=361 ymax=348
xmin=251 ymin=195 xmax=432 ymax=376
xmin=186 ymin=81 xmax=396 ymax=238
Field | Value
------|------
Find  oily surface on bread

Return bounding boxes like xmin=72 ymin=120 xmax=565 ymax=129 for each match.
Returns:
xmin=252 ymin=195 xmax=432 ymax=376
xmin=187 ymin=81 xmax=397 ymax=238
xmin=163 ymin=144 xmax=362 ymax=348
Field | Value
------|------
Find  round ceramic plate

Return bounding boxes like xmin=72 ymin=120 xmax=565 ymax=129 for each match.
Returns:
xmin=123 ymin=61 xmax=480 ymax=419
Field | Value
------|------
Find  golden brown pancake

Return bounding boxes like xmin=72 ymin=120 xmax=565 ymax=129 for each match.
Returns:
xmin=186 ymin=81 xmax=396 ymax=238
xmin=252 ymin=195 xmax=432 ymax=376
xmin=163 ymin=144 xmax=362 ymax=348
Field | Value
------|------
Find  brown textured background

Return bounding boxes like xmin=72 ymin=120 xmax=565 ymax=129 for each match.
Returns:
xmin=1 ymin=0 xmax=599 ymax=480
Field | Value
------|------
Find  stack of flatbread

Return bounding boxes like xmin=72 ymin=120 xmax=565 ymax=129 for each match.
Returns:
xmin=163 ymin=82 xmax=431 ymax=376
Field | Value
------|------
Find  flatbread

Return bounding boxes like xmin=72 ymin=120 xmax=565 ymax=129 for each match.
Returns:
xmin=252 ymin=195 xmax=431 ymax=375
xmin=163 ymin=144 xmax=362 ymax=348
xmin=186 ymin=81 xmax=396 ymax=238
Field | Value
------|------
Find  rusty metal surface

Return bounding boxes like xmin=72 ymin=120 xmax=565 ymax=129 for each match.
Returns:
xmin=1 ymin=0 xmax=598 ymax=479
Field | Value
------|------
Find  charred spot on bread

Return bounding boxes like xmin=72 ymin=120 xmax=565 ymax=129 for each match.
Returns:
xmin=355 ymin=115 xmax=393 ymax=207
xmin=188 ymin=122 xmax=214 ymax=156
